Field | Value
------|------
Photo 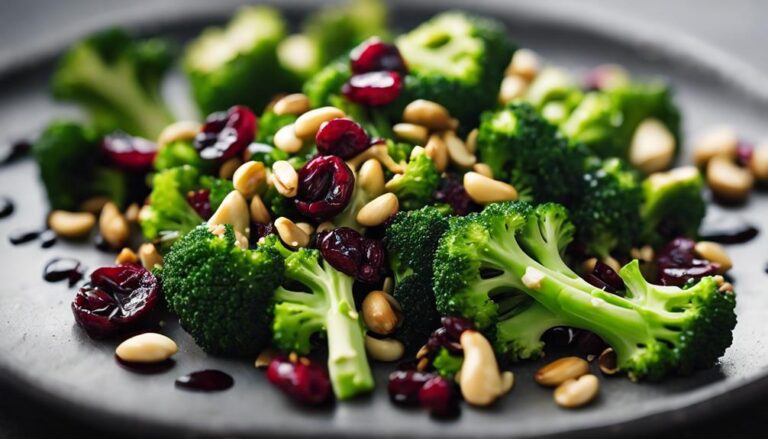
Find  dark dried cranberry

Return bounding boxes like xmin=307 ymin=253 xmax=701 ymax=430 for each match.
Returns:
xmin=736 ymin=141 xmax=754 ymax=167
xmin=315 ymin=118 xmax=370 ymax=159
xmin=656 ymin=237 xmax=720 ymax=286
xmin=253 ymin=222 xmax=277 ymax=242
xmin=427 ymin=327 xmax=462 ymax=355
xmin=101 ymin=132 xmax=158 ymax=172
xmin=434 ymin=174 xmax=480 ymax=216
xmin=658 ymin=237 xmax=696 ymax=267
xmin=541 ymin=327 xmax=575 ymax=348
xmin=266 ymin=355 xmax=331 ymax=405
xmin=388 ymin=370 xmax=434 ymax=406
xmin=316 ymin=227 xmax=385 ymax=284
xmin=343 ymin=71 xmax=402 ymax=107
xmin=419 ymin=376 xmax=458 ymax=417
xmin=186 ymin=189 xmax=212 ymax=219
xmin=175 ymin=369 xmax=234 ymax=392
xmin=194 ymin=105 xmax=257 ymax=162
xmin=441 ymin=316 xmax=474 ymax=340
xmin=71 ymin=265 xmax=160 ymax=338
xmin=358 ymin=239 xmax=386 ymax=284
xmin=350 ymin=37 xmax=408 ymax=75
xmin=574 ymin=331 xmax=608 ymax=356
xmin=590 ymin=260 xmax=625 ymax=292
xmin=584 ymin=274 xmax=615 ymax=293
xmin=295 ymin=156 xmax=355 ymax=220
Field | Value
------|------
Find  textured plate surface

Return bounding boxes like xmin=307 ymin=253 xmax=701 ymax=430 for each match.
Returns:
xmin=0 ymin=1 xmax=767 ymax=437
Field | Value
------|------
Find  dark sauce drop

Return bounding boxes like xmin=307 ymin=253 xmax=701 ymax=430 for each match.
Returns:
xmin=116 ymin=355 xmax=175 ymax=374
xmin=39 ymin=229 xmax=57 ymax=248
xmin=0 ymin=197 xmax=13 ymax=219
xmin=699 ymin=217 xmax=759 ymax=244
xmin=9 ymin=229 xmax=41 ymax=245
xmin=175 ymin=370 xmax=234 ymax=392
xmin=0 ymin=140 xmax=31 ymax=165
xmin=43 ymin=258 xmax=84 ymax=287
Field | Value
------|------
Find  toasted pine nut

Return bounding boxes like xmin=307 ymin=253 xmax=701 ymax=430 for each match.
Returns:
xmin=124 ymin=203 xmax=141 ymax=223
xmin=272 ymin=93 xmax=310 ymax=116
xmin=255 ymin=349 xmax=276 ymax=368
xmin=157 ymin=120 xmax=201 ymax=148
xmin=138 ymin=243 xmax=163 ymax=270
xmin=393 ymin=123 xmax=428 ymax=144
xmin=459 ymin=330 xmax=513 ymax=406
xmin=630 ymin=245 xmax=655 ymax=262
xmin=603 ymin=256 xmax=621 ymax=273
xmin=466 ymin=128 xmax=479 ymax=154
xmin=294 ymin=106 xmax=345 ymax=139
xmin=249 ymin=195 xmax=271 ymax=225
xmin=347 ymin=145 xmax=404 ymax=174
xmin=357 ymin=193 xmax=399 ymax=227
xmin=208 ymin=191 xmax=250 ymax=239
xmin=598 ymin=348 xmax=618 ymax=375
xmin=554 ymin=374 xmax=599 ymax=409
xmin=535 ymin=356 xmax=590 ymax=386
xmin=48 ymin=210 xmax=96 ymax=239
xmin=463 ymin=172 xmax=518 ymax=204
xmin=115 ymin=247 xmax=139 ymax=265
xmin=272 ymin=161 xmax=299 ymax=197
xmin=472 ymin=163 xmax=493 ymax=178
xmin=424 ymin=134 xmax=449 ymax=173
xmin=233 ymin=161 xmax=267 ymax=199
xmin=115 ymin=333 xmax=177 ymax=363
xmin=694 ymin=241 xmax=732 ymax=274
xmin=403 ymin=100 xmax=453 ymax=131
xmin=359 ymin=159 xmax=386 ymax=197
xmin=706 ymin=156 xmax=754 ymax=203
xmin=296 ymin=222 xmax=314 ymax=236
xmin=362 ymin=291 xmax=401 ymax=336
xmin=443 ymin=131 xmax=477 ymax=168
xmin=99 ymin=202 xmax=130 ymax=249
xmin=582 ymin=257 xmax=598 ymax=273
xmin=364 ymin=335 xmax=404 ymax=362
xmin=750 ymin=144 xmax=768 ymax=182
xmin=79 ymin=196 xmax=110 ymax=215
xmin=316 ymin=221 xmax=335 ymax=234
xmin=275 ymin=217 xmax=310 ymax=248
xmin=498 ymin=75 xmax=528 ymax=104
xmin=274 ymin=124 xmax=304 ymax=153
xmin=416 ymin=345 xmax=430 ymax=360
xmin=693 ymin=126 xmax=738 ymax=167
xmin=219 ymin=157 xmax=243 ymax=180
xmin=629 ymin=119 xmax=676 ymax=174
xmin=506 ymin=48 xmax=541 ymax=82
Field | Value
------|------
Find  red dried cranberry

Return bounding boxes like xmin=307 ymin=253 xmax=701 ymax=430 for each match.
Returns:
xmin=585 ymin=260 xmax=625 ymax=293
xmin=295 ymin=156 xmax=355 ymax=220
xmin=435 ymin=174 xmax=481 ymax=216
xmin=316 ymin=227 xmax=385 ymax=284
xmin=441 ymin=316 xmax=474 ymax=340
xmin=427 ymin=327 xmax=462 ymax=355
xmin=656 ymin=237 xmax=720 ymax=286
xmin=194 ymin=105 xmax=257 ymax=162
xmin=342 ymin=71 xmax=402 ymax=107
xmin=253 ymin=222 xmax=277 ymax=242
xmin=419 ymin=376 xmax=458 ymax=417
xmin=541 ymin=327 xmax=575 ymax=348
xmin=388 ymin=370 xmax=434 ymax=406
xmin=574 ymin=330 xmax=609 ymax=356
xmin=358 ymin=238 xmax=386 ymax=284
xmin=71 ymin=265 xmax=160 ymax=338
xmin=266 ymin=355 xmax=331 ymax=405
xmin=186 ymin=189 xmax=212 ymax=219
xmin=101 ymin=132 xmax=157 ymax=172
xmin=315 ymin=118 xmax=370 ymax=159
xmin=350 ymin=37 xmax=408 ymax=75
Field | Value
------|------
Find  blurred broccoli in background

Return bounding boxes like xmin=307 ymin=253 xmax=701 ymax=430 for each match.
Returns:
xmin=52 ymin=28 xmax=175 ymax=140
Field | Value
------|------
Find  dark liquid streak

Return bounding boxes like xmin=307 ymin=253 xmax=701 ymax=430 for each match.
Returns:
xmin=0 ymin=197 xmax=13 ymax=219
xmin=43 ymin=258 xmax=84 ymax=287
xmin=0 ymin=140 xmax=31 ymax=165
xmin=39 ymin=229 xmax=57 ymax=248
xmin=9 ymin=229 xmax=41 ymax=245
xmin=175 ymin=370 xmax=234 ymax=392
xmin=699 ymin=218 xmax=759 ymax=244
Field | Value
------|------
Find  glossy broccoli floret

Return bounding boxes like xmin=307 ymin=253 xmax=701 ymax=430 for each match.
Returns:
xmin=32 ymin=121 xmax=127 ymax=210
xmin=641 ymin=166 xmax=706 ymax=245
xmin=267 ymin=240 xmax=374 ymax=400
xmin=161 ymin=225 xmax=284 ymax=356
xmin=384 ymin=152 xmax=440 ymax=211
xmin=51 ymin=29 xmax=174 ymax=139
xmin=154 ymin=139 xmax=214 ymax=173
xmin=525 ymin=67 xmax=583 ymax=124
xmin=432 ymin=348 xmax=463 ymax=378
xmin=184 ymin=6 xmax=296 ymax=115
xmin=303 ymin=58 xmax=351 ymax=109
xmin=433 ymin=201 xmax=737 ymax=380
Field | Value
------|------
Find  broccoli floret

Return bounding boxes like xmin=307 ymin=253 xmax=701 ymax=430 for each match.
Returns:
xmin=384 ymin=152 xmax=440 ymax=211
xmin=161 ymin=225 xmax=284 ymax=356
xmin=268 ymin=241 xmax=374 ymax=399
xmin=303 ymin=58 xmax=351 ymax=109
xmin=433 ymin=201 xmax=737 ymax=380
xmin=525 ymin=67 xmax=583 ymax=124
xmin=641 ymin=166 xmax=706 ymax=245
xmin=184 ymin=6 xmax=297 ymax=115
xmin=154 ymin=139 xmax=215 ymax=173
xmin=432 ymin=348 xmax=463 ymax=378
xmin=256 ymin=110 xmax=299 ymax=146
xmin=51 ymin=29 xmax=174 ymax=139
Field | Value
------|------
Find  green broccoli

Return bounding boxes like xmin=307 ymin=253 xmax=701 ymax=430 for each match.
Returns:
xmin=384 ymin=152 xmax=440 ymax=211
xmin=641 ymin=166 xmax=706 ymax=245
xmin=432 ymin=348 xmax=463 ymax=378
xmin=433 ymin=201 xmax=737 ymax=380
xmin=154 ymin=139 xmax=214 ymax=173
xmin=303 ymin=58 xmax=351 ymax=109
xmin=51 ymin=28 xmax=174 ymax=139
xmin=525 ymin=67 xmax=583 ymax=124
xmin=161 ymin=224 xmax=284 ymax=356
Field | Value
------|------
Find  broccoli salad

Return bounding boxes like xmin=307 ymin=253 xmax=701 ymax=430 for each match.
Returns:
xmin=24 ymin=0 xmax=768 ymax=417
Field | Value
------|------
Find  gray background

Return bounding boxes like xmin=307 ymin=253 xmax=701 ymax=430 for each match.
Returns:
xmin=0 ymin=0 xmax=766 ymax=437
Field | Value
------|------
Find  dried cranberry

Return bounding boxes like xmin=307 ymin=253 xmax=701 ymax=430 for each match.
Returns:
xmin=388 ymin=370 xmax=434 ymax=406
xmin=574 ymin=331 xmax=608 ymax=356
xmin=316 ymin=227 xmax=385 ymax=284
xmin=427 ymin=327 xmax=462 ymax=355
xmin=441 ymin=316 xmax=474 ymax=340
xmin=656 ymin=237 xmax=720 ymax=286
xmin=350 ymin=37 xmax=408 ymax=75
xmin=194 ymin=105 xmax=257 ymax=162
xmin=253 ymin=222 xmax=277 ymax=242
xmin=186 ymin=189 xmax=212 ymax=219
xmin=266 ymin=355 xmax=331 ymax=405
xmin=434 ymin=174 xmax=480 ymax=216
xmin=101 ymin=132 xmax=157 ymax=172
xmin=541 ymin=327 xmax=575 ymax=348
xmin=358 ymin=238 xmax=386 ymax=284
xmin=589 ymin=260 xmax=625 ymax=292
xmin=419 ymin=376 xmax=458 ymax=417
xmin=315 ymin=118 xmax=370 ymax=159
xmin=342 ymin=71 xmax=402 ymax=107
xmin=71 ymin=265 xmax=160 ymax=338
xmin=295 ymin=156 xmax=355 ymax=220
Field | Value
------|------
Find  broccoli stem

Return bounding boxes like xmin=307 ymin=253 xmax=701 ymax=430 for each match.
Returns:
xmin=496 ymin=301 xmax=565 ymax=359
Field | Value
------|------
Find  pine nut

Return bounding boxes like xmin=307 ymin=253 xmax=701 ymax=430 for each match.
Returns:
xmin=603 ymin=256 xmax=621 ymax=273
xmin=274 ymin=124 xmax=304 ymax=153
xmin=505 ymin=48 xmax=541 ymax=82
xmin=293 ymin=106 xmax=345 ymax=139
xmin=750 ymin=144 xmax=768 ymax=182
xmin=48 ymin=211 xmax=96 ymax=239
xmin=157 ymin=120 xmax=201 ymax=147
xmin=522 ymin=267 xmax=546 ymax=290
xmin=115 ymin=247 xmax=139 ymax=265
xmin=554 ymin=374 xmax=599 ymax=409
xmin=347 ymin=145 xmax=404 ymax=174
xmin=463 ymin=172 xmax=518 ymax=204
xmin=272 ymin=161 xmax=299 ymax=197
xmin=582 ymin=257 xmax=598 ymax=273
xmin=115 ymin=333 xmax=177 ymax=363
xmin=630 ymin=245 xmax=655 ymax=262
xmin=249 ymin=195 xmax=271 ymax=225
xmin=272 ymin=93 xmax=310 ymax=116
xmin=706 ymin=156 xmax=753 ymax=203
xmin=296 ymin=222 xmax=314 ymax=236
xmin=535 ymin=356 xmax=590 ymax=386
xmin=255 ymin=349 xmax=276 ymax=368
xmin=598 ymin=348 xmax=618 ymax=375
xmin=472 ymin=163 xmax=493 ymax=179
xmin=79 ymin=196 xmax=110 ymax=214
xmin=219 ymin=157 xmax=242 ymax=180
xmin=443 ymin=131 xmax=477 ymax=168
xmin=99 ymin=202 xmax=130 ymax=248
xmin=275 ymin=217 xmax=310 ymax=248
xmin=465 ymin=128 xmax=479 ymax=154
xmin=393 ymin=123 xmax=428 ymax=144
xmin=359 ymin=159 xmax=386 ymax=197
xmin=498 ymin=75 xmax=528 ymax=104
xmin=138 ymin=243 xmax=163 ymax=270
xmin=403 ymin=100 xmax=453 ymax=131
xmin=362 ymin=291 xmax=401 ymax=336
xmin=124 ymin=203 xmax=140 ymax=223
xmin=694 ymin=241 xmax=732 ymax=274
xmin=425 ymin=134 xmax=449 ymax=172
xmin=693 ymin=126 xmax=738 ymax=167
xmin=316 ymin=221 xmax=335 ymax=234
xmin=459 ymin=330 xmax=513 ymax=406
xmin=629 ymin=118 xmax=676 ymax=174
xmin=208 ymin=190 xmax=250 ymax=240
xmin=233 ymin=161 xmax=267 ymax=199
xmin=364 ymin=335 xmax=404 ymax=362
xmin=357 ymin=193 xmax=399 ymax=227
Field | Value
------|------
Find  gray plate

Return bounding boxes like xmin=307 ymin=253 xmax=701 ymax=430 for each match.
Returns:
xmin=1 ymin=1 xmax=767 ymax=437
